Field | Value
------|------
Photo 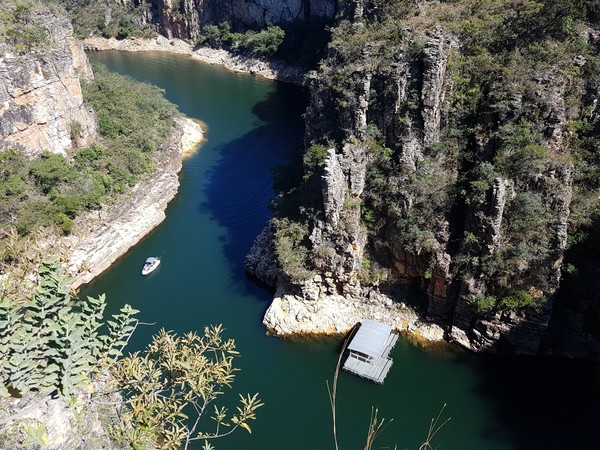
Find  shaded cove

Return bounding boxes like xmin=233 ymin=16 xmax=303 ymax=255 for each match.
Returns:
xmin=81 ymin=51 xmax=600 ymax=450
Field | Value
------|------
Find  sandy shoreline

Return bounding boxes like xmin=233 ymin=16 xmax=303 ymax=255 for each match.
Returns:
xmin=83 ymin=35 xmax=304 ymax=84
xmin=179 ymin=117 xmax=206 ymax=160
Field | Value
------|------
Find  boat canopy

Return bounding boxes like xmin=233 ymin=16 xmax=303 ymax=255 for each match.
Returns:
xmin=145 ymin=257 xmax=158 ymax=264
xmin=347 ymin=320 xmax=392 ymax=358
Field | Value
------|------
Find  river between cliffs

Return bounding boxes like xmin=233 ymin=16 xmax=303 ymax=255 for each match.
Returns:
xmin=81 ymin=51 xmax=599 ymax=450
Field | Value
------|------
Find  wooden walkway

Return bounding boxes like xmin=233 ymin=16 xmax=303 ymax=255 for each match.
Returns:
xmin=343 ymin=333 xmax=399 ymax=384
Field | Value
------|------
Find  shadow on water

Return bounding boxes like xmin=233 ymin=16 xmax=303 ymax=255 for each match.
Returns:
xmin=464 ymin=224 xmax=600 ymax=450
xmin=446 ymin=297 xmax=600 ymax=450
xmin=469 ymin=352 xmax=600 ymax=450
xmin=199 ymin=84 xmax=307 ymax=298
xmin=547 ymin=220 xmax=600 ymax=357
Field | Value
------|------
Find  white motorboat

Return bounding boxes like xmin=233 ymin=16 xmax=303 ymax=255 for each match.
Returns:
xmin=141 ymin=257 xmax=160 ymax=275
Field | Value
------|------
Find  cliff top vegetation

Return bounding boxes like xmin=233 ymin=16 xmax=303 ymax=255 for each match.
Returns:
xmin=0 ymin=0 xmax=62 ymax=52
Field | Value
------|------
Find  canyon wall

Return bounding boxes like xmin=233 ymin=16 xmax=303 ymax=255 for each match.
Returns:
xmin=117 ymin=0 xmax=337 ymax=41
xmin=248 ymin=3 xmax=600 ymax=357
xmin=0 ymin=12 xmax=96 ymax=157
xmin=0 ymin=5 xmax=204 ymax=293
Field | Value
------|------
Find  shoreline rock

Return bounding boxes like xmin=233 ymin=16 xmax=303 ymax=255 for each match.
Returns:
xmin=83 ymin=35 xmax=305 ymax=85
xmin=263 ymin=284 xmax=446 ymax=345
xmin=66 ymin=116 xmax=203 ymax=289
xmin=179 ymin=117 xmax=206 ymax=159
xmin=246 ymin=221 xmax=447 ymax=346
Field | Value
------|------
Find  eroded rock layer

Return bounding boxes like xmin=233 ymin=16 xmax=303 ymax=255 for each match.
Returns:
xmin=0 ymin=12 xmax=96 ymax=157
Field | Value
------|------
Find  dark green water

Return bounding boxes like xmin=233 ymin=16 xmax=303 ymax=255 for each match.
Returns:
xmin=82 ymin=51 xmax=600 ymax=450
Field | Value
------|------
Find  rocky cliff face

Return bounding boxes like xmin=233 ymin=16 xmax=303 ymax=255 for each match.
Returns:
xmin=120 ymin=0 xmax=337 ymax=41
xmin=249 ymin=3 xmax=600 ymax=357
xmin=0 ymin=12 xmax=96 ymax=157
xmin=0 ymin=389 xmax=112 ymax=450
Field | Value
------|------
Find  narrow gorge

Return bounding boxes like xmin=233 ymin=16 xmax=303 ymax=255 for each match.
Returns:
xmin=3 ymin=1 xmax=600 ymax=448
xmin=3 ymin=0 xmax=600 ymax=359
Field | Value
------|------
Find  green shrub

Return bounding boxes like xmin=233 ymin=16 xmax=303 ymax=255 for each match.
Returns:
xmin=498 ymin=290 xmax=540 ymax=311
xmin=273 ymin=218 xmax=314 ymax=282
xmin=0 ymin=151 xmax=28 ymax=220
xmin=472 ymin=290 xmax=540 ymax=313
xmin=0 ymin=260 xmax=138 ymax=398
xmin=303 ymin=144 xmax=329 ymax=180
xmin=504 ymin=192 xmax=547 ymax=236
xmin=15 ymin=199 xmax=51 ymax=235
xmin=74 ymin=144 xmax=104 ymax=169
xmin=50 ymin=194 xmax=82 ymax=218
xmin=53 ymin=212 xmax=74 ymax=235
xmin=76 ymin=174 xmax=107 ymax=208
xmin=244 ymin=24 xmax=285 ymax=56
xmin=199 ymin=24 xmax=223 ymax=47
xmin=29 ymin=152 xmax=73 ymax=194
xmin=361 ymin=207 xmax=376 ymax=227
xmin=472 ymin=295 xmax=498 ymax=313
xmin=359 ymin=257 xmax=389 ymax=286
xmin=0 ymin=175 xmax=25 ymax=199
xmin=496 ymin=143 xmax=547 ymax=180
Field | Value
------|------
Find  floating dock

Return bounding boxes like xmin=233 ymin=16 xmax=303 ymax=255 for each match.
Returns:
xmin=342 ymin=320 xmax=398 ymax=384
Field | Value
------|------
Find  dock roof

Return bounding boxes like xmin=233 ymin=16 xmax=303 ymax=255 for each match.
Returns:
xmin=347 ymin=320 xmax=392 ymax=358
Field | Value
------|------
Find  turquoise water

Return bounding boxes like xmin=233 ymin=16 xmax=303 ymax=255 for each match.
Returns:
xmin=82 ymin=51 xmax=599 ymax=450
